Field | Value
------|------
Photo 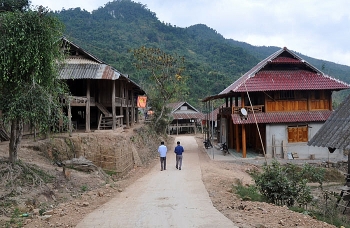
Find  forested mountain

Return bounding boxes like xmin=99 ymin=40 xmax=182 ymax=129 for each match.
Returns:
xmin=54 ymin=0 xmax=350 ymax=108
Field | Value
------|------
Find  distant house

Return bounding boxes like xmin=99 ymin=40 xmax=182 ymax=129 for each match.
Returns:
xmin=203 ymin=47 xmax=349 ymax=159
xmin=308 ymin=93 xmax=350 ymax=164
xmin=167 ymin=102 xmax=204 ymax=135
xmin=59 ymin=37 xmax=145 ymax=132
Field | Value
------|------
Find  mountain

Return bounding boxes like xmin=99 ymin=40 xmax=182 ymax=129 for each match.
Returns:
xmin=53 ymin=0 xmax=350 ymax=108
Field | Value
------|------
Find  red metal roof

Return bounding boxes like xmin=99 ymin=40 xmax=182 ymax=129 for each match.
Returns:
xmin=271 ymin=56 xmax=301 ymax=64
xmin=215 ymin=47 xmax=349 ymax=96
xmin=231 ymin=110 xmax=332 ymax=124
xmin=229 ymin=70 xmax=349 ymax=92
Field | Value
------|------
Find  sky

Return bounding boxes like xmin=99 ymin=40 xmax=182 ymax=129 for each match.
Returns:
xmin=31 ymin=0 xmax=350 ymax=67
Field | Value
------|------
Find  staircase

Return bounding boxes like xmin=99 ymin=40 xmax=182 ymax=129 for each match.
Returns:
xmin=95 ymin=102 xmax=112 ymax=117
xmin=96 ymin=102 xmax=123 ymax=130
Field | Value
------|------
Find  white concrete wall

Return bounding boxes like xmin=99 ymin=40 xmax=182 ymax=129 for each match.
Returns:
xmin=265 ymin=123 xmax=344 ymax=160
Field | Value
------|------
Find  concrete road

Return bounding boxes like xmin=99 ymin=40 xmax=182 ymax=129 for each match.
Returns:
xmin=76 ymin=135 xmax=238 ymax=228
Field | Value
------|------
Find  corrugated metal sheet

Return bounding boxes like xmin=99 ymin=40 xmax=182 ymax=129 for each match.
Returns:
xmin=308 ymin=94 xmax=350 ymax=150
xmin=231 ymin=110 xmax=332 ymax=124
xmin=172 ymin=112 xmax=205 ymax=120
xmin=59 ymin=63 xmax=120 ymax=80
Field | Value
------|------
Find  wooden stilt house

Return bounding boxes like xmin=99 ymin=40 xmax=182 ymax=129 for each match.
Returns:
xmin=59 ymin=37 xmax=145 ymax=132
xmin=167 ymin=102 xmax=204 ymax=135
xmin=203 ymin=47 xmax=349 ymax=159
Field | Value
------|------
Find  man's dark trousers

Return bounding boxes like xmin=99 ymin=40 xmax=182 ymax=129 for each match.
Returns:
xmin=160 ymin=157 xmax=166 ymax=170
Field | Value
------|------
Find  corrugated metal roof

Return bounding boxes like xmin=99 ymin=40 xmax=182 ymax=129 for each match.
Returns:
xmin=172 ymin=112 xmax=205 ymax=120
xmin=59 ymin=37 xmax=145 ymax=93
xmin=59 ymin=63 xmax=120 ymax=80
xmin=308 ymin=94 xmax=350 ymax=150
xmin=231 ymin=110 xmax=332 ymax=124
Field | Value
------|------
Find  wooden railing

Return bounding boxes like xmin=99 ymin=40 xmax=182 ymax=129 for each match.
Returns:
xmin=220 ymin=105 xmax=264 ymax=114
xmin=115 ymin=97 xmax=135 ymax=107
xmin=62 ymin=96 xmax=135 ymax=107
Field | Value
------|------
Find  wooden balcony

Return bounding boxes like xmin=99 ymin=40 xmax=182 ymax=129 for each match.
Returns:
xmin=220 ymin=105 xmax=264 ymax=115
xmin=115 ymin=97 xmax=134 ymax=107
xmin=63 ymin=96 xmax=136 ymax=107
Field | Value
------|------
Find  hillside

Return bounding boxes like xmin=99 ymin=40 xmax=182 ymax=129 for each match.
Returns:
xmin=54 ymin=0 xmax=350 ymax=108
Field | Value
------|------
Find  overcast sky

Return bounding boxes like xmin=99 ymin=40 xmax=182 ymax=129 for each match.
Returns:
xmin=31 ymin=0 xmax=350 ymax=67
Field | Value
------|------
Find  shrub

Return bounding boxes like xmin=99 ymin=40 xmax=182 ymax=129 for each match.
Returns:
xmin=252 ymin=160 xmax=325 ymax=207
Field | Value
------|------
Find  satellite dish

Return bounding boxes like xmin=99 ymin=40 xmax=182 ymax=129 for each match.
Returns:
xmin=328 ymin=147 xmax=336 ymax=153
xmin=240 ymin=108 xmax=248 ymax=116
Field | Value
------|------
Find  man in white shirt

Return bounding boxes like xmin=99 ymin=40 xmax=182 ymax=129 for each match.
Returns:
xmin=158 ymin=141 xmax=168 ymax=171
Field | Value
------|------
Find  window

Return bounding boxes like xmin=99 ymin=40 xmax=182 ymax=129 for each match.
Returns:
xmin=279 ymin=91 xmax=295 ymax=100
xmin=180 ymin=106 xmax=188 ymax=111
xmin=287 ymin=125 xmax=308 ymax=143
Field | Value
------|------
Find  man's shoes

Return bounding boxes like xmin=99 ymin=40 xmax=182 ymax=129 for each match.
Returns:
xmin=179 ymin=167 xmax=181 ymax=170
xmin=176 ymin=166 xmax=178 ymax=169
xmin=161 ymin=169 xmax=163 ymax=171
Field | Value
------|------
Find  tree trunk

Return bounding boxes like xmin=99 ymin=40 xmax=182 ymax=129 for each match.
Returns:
xmin=9 ymin=119 xmax=23 ymax=163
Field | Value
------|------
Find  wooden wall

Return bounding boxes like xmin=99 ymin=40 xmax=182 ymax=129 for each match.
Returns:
xmin=265 ymin=90 xmax=331 ymax=112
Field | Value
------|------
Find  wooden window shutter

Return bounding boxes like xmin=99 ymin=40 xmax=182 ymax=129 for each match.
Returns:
xmin=288 ymin=127 xmax=297 ymax=143
xmin=300 ymin=126 xmax=308 ymax=142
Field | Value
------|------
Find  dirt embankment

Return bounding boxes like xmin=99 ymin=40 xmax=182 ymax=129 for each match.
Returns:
xmin=0 ymin=126 xmax=166 ymax=227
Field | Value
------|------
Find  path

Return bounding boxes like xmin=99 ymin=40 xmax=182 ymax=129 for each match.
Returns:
xmin=76 ymin=135 xmax=238 ymax=228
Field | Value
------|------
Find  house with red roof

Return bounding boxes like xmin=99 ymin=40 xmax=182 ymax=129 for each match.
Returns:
xmin=167 ymin=102 xmax=204 ymax=135
xmin=203 ymin=47 xmax=349 ymax=159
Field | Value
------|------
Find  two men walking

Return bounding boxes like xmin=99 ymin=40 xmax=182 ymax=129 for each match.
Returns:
xmin=158 ymin=140 xmax=184 ymax=171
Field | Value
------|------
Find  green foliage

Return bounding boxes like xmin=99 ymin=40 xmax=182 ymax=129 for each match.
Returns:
xmin=132 ymin=46 xmax=187 ymax=133
xmin=0 ymin=0 xmax=29 ymax=12
xmin=0 ymin=7 xmax=67 ymax=161
xmin=5 ymin=208 xmax=23 ymax=228
xmin=0 ymin=9 xmax=66 ymax=125
xmin=252 ymin=160 xmax=325 ymax=207
xmin=81 ymin=185 xmax=88 ymax=192
xmin=234 ymin=183 xmax=266 ymax=202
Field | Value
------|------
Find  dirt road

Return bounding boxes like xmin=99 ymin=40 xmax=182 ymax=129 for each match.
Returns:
xmin=76 ymin=135 xmax=238 ymax=228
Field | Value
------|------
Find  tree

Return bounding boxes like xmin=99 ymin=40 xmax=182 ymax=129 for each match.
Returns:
xmin=132 ymin=46 xmax=188 ymax=133
xmin=0 ymin=6 xmax=67 ymax=163
xmin=0 ymin=0 xmax=30 ymax=12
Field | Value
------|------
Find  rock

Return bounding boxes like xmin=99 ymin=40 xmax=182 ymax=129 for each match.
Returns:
xmin=82 ymin=202 xmax=89 ymax=207
xmin=44 ymin=210 xmax=54 ymax=215
xmin=32 ymin=208 xmax=40 ymax=215
xmin=40 ymin=215 xmax=52 ymax=221
xmin=24 ymin=219 xmax=32 ymax=224
xmin=279 ymin=220 xmax=285 ymax=226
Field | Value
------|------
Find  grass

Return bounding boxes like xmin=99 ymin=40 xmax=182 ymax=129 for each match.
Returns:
xmin=323 ymin=168 xmax=346 ymax=183
xmin=233 ymin=183 xmax=266 ymax=202
xmin=81 ymin=185 xmax=88 ymax=192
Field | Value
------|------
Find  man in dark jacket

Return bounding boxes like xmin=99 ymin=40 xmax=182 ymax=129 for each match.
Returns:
xmin=174 ymin=141 xmax=184 ymax=170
